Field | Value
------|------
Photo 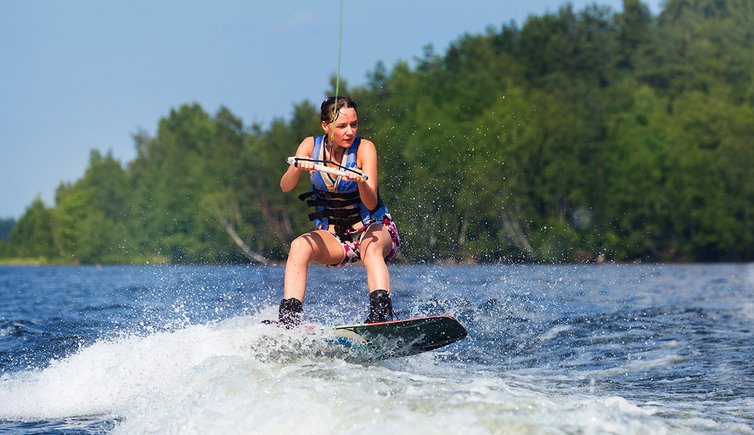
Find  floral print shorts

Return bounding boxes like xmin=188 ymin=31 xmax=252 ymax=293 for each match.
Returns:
xmin=326 ymin=215 xmax=400 ymax=268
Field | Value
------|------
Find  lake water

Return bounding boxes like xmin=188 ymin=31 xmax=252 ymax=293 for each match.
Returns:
xmin=0 ymin=263 xmax=752 ymax=434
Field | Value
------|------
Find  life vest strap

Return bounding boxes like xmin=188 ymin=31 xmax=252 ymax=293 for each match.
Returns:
xmin=298 ymin=190 xmax=359 ymax=201
xmin=308 ymin=208 xmax=362 ymax=220
xmin=299 ymin=189 xmax=364 ymax=237
xmin=309 ymin=213 xmax=362 ymax=230
xmin=306 ymin=197 xmax=361 ymax=208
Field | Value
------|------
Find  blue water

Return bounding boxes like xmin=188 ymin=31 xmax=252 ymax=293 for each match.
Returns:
xmin=0 ymin=264 xmax=752 ymax=434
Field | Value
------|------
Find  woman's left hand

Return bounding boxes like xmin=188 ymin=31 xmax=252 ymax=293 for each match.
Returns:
xmin=342 ymin=169 xmax=365 ymax=183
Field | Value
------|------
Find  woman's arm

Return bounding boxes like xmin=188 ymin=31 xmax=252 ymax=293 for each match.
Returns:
xmin=356 ymin=139 xmax=380 ymax=210
xmin=280 ymin=136 xmax=315 ymax=192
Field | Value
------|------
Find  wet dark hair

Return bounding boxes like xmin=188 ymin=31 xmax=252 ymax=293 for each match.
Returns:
xmin=320 ymin=96 xmax=357 ymax=123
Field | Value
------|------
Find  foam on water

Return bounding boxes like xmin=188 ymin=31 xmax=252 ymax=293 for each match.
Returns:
xmin=0 ymin=311 xmax=690 ymax=434
xmin=3 ymin=264 xmax=754 ymax=433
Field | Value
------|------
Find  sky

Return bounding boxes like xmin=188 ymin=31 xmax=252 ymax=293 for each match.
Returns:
xmin=0 ymin=0 xmax=663 ymax=219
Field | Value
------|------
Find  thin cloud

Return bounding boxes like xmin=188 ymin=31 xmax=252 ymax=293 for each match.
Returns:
xmin=278 ymin=10 xmax=316 ymax=32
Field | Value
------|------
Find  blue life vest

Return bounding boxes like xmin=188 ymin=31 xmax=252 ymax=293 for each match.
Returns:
xmin=298 ymin=135 xmax=389 ymax=237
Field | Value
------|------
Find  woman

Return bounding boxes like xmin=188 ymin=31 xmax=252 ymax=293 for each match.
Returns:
xmin=277 ymin=96 xmax=400 ymax=327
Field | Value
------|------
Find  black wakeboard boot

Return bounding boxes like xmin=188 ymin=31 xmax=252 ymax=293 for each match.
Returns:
xmin=365 ymin=289 xmax=396 ymax=324
xmin=277 ymin=297 xmax=303 ymax=328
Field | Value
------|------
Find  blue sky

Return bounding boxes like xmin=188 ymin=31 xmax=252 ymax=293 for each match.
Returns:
xmin=0 ymin=0 xmax=663 ymax=219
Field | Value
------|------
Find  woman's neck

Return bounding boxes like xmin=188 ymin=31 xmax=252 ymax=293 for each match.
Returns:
xmin=325 ymin=137 xmax=343 ymax=163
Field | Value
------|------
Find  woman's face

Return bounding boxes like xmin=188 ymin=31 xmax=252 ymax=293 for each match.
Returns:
xmin=322 ymin=107 xmax=359 ymax=148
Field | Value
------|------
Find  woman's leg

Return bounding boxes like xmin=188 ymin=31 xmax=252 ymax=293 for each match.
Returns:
xmin=359 ymin=224 xmax=394 ymax=293
xmin=359 ymin=223 xmax=397 ymax=322
xmin=283 ymin=230 xmax=346 ymax=302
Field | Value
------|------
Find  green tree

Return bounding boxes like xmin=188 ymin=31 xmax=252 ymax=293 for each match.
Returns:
xmin=9 ymin=198 xmax=56 ymax=259
xmin=603 ymin=83 xmax=670 ymax=260
xmin=51 ymin=150 xmax=130 ymax=263
xmin=0 ymin=218 xmax=14 ymax=242
xmin=8 ymin=0 xmax=754 ymax=263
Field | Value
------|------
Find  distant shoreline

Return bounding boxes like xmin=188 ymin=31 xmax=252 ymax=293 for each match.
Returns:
xmin=0 ymin=258 xmax=731 ymax=267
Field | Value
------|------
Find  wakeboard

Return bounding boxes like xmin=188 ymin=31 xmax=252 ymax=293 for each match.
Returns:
xmin=330 ymin=315 xmax=467 ymax=359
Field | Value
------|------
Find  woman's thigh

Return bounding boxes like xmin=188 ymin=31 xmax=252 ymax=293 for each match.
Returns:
xmin=359 ymin=224 xmax=393 ymax=259
xmin=290 ymin=230 xmax=346 ymax=265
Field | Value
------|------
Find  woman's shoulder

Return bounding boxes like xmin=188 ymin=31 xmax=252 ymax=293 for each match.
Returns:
xmin=295 ymin=136 xmax=317 ymax=155
xmin=355 ymin=138 xmax=377 ymax=168
xmin=298 ymin=136 xmax=319 ymax=146
xmin=356 ymin=137 xmax=376 ymax=152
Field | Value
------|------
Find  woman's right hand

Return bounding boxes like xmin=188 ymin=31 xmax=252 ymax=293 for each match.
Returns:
xmin=281 ymin=137 xmax=316 ymax=192
xmin=293 ymin=157 xmax=316 ymax=174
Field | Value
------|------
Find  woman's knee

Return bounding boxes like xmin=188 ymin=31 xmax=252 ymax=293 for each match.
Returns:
xmin=289 ymin=236 xmax=314 ymax=261
xmin=361 ymin=238 xmax=389 ymax=263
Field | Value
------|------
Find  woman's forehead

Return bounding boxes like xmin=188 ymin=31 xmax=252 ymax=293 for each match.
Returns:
xmin=333 ymin=107 xmax=357 ymax=122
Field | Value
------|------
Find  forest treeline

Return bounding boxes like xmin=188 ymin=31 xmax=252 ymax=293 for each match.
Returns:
xmin=2 ymin=0 xmax=753 ymax=264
